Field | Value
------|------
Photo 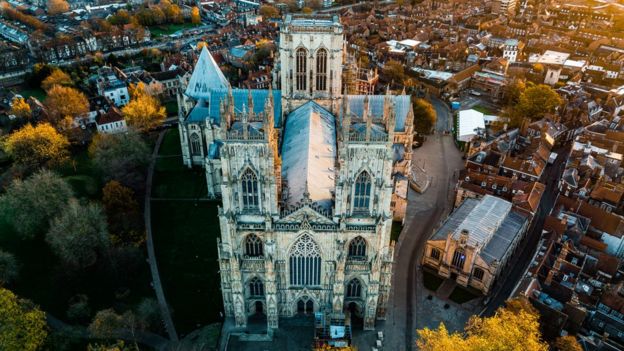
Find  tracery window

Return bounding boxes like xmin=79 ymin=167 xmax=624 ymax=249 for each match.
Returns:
xmin=346 ymin=278 xmax=362 ymax=298
xmin=353 ymin=171 xmax=372 ymax=212
xmin=248 ymin=277 xmax=264 ymax=297
xmin=296 ymin=48 xmax=307 ymax=91
xmin=348 ymin=236 xmax=366 ymax=259
xmin=430 ymin=248 xmax=441 ymax=260
xmin=289 ymin=234 xmax=321 ymax=286
xmin=241 ymin=169 xmax=259 ymax=210
xmin=190 ymin=133 xmax=201 ymax=155
xmin=316 ymin=48 xmax=327 ymax=91
xmin=245 ymin=234 xmax=263 ymax=257
xmin=451 ymin=249 xmax=466 ymax=270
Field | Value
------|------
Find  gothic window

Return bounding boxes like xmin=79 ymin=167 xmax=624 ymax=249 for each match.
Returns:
xmin=473 ymin=267 xmax=484 ymax=281
xmin=241 ymin=169 xmax=259 ymax=211
xmin=248 ymin=277 xmax=264 ymax=297
xmin=451 ymin=249 xmax=466 ymax=270
xmin=346 ymin=278 xmax=362 ymax=298
xmin=190 ymin=133 xmax=201 ymax=155
xmin=289 ymin=234 xmax=321 ymax=286
xmin=353 ymin=171 xmax=372 ymax=213
xmin=348 ymin=236 xmax=366 ymax=259
xmin=316 ymin=48 xmax=327 ymax=92
xmin=245 ymin=234 xmax=263 ymax=257
xmin=296 ymin=48 xmax=307 ymax=91
xmin=430 ymin=248 xmax=441 ymax=260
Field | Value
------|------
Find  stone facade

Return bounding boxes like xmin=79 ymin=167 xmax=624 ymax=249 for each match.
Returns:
xmin=176 ymin=15 xmax=413 ymax=331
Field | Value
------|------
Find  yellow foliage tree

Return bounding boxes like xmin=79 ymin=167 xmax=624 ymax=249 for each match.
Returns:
xmin=417 ymin=298 xmax=548 ymax=351
xmin=122 ymin=93 xmax=166 ymax=132
xmin=191 ymin=6 xmax=201 ymax=24
xmin=555 ymin=335 xmax=582 ymax=351
xmin=4 ymin=123 xmax=69 ymax=168
xmin=9 ymin=97 xmax=31 ymax=119
xmin=45 ymin=85 xmax=89 ymax=125
xmin=41 ymin=69 xmax=73 ymax=92
xmin=302 ymin=6 xmax=313 ymax=14
xmin=0 ymin=287 xmax=48 ymax=351
xmin=47 ymin=0 xmax=69 ymax=14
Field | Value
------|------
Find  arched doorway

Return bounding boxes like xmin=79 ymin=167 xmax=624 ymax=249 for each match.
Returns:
xmin=347 ymin=302 xmax=364 ymax=328
xmin=295 ymin=296 xmax=314 ymax=314
xmin=255 ymin=300 xmax=264 ymax=315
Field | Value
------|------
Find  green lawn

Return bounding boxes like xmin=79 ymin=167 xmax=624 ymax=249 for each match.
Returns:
xmin=149 ymin=22 xmax=198 ymax=37
xmin=471 ymin=104 xmax=495 ymax=115
xmin=165 ymin=101 xmax=179 ymax=116
xmin=16 ymin=87 xmax=47 ymax=101
xmin=422 ymin=271 xmax=444 ymax=292
xmin=151 ymin=200 xmax=222 ymax=336
xmin=449 ymin=286 xmax=479 ymax=304
xmin=55 ymin=147 xmax=101 ymax=199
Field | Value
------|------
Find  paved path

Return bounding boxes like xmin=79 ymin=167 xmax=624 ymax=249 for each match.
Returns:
xmin=145 ymin=130 xmax=179 ymax=342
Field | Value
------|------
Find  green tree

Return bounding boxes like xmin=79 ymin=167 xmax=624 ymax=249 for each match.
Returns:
xmin=3 ymin=123 xmax=70 ymax=169
xmin=259 ymin=4 xmax=280 ymax=18
xmin=102 ymin=181 xmax=144 ymax=247
xmin=412 ymin=98 xmax=437 ymax=134
xmin=66 ymin=294 xmax=91 ymax=323
xmin=0 ymin=287 xmax=47 ymax=351
xmin=88 ymin=341 xmax=139 ymax=351
xmin=555 ymin=335 xmax=582 ymax=351
xmin=516 ymin=84 xmax=562 ymax=120
xmin=0 ymin=250 xmax=18 ymax=285
xmin=135 ymin=298 xmax=160 ymax=331
xmin=502 ymin=78 xmax=526 ymax=106
xmin=88 ymin=132 xmax=150 ymax=190
xmin=88 ymin=309 xmax=125 ymax=338
xmin=417 ymin=298 xmax=548 ymax=351
xmin=46 ymin=199 xmax=110 ymax=269
xmin=0 ymin=170 xmax=73 ymax=238
xmin=383 ymin=60 xmax=406 ymax=86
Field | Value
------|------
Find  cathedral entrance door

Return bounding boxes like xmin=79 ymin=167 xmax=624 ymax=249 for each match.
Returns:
xmin=255 ymin=301 xmax=264 ymax=315
xmin=305 ymin=300 xmax=313 ymax=313
xmin=296 ymin=296 xmax=314 ymax=314
xmin=297 ymin=299 xmax=305 ymax=313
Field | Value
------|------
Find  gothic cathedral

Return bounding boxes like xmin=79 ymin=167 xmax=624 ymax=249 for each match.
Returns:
xmin=176 ymin=14 xmax=414 ymax=331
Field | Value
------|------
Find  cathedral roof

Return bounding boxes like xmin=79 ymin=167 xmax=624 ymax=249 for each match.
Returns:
xmin=281 ymin=101 xmax=336 ymax=211
xmin=345 ymin=95 xmax=412 ymax=132
xmin=186 ymin=88 xmax=282 ymax=127
xmin=184 ymin=47 xmax=230 ymax=99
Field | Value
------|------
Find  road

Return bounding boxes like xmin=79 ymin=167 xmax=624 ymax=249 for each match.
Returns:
xmin=381 ymin=98 xmax=464 ymax=350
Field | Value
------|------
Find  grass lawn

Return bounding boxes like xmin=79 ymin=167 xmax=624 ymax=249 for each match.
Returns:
xmin=472 ymin=104 xmax=495 ymax=115
xmin=151 ymin=200 xmax=222 ymax=336
xmin=422 ymin=271 xmax=444 ymax=292
xmin=153 ymin=129 xmax=207 ymax=199
xmin=149 ymin=22 xmax=198 ymax=37
xmin=390 ymin=221 xmax=403 ymax=242
xmin=165 ymin=101 xmax=179 ymax=116
xmin=16 ymin=87 xmax=47 ymax=101
xmin=449 ymin=286 xmax=480 ymax=304
xmin=55 ymin=147 xmax=101 ymax=199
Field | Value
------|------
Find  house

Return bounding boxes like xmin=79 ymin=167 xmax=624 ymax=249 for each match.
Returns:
xmin=96 ymin=67 xmax=129 ymax=107
xmin=95 ymin=107 xmax=127 ymax=134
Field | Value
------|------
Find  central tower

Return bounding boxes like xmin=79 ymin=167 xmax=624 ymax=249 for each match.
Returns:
xmin=278 ymin=14 xmax=344 ymax=113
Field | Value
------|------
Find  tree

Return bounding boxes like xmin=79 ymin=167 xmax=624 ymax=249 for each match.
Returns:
xmin=502 ymin=78 xmax=526 ymax=106
xmin=46 ymin=199 xmax=110 ymax=269
xmin=88 ymin=341 xmax=139 ymax=351
xmin=89 ymin=132 xmax=150 ymax=190
xmin=41 ymin=69 xmax=73 ymax=91
xmin=108 ymin=9 xmax=132 ymax=25
xmin=412 ymin=98 xmax=437 ymax=134
xmin=555 ymin=336 xmax=582 ymax=351
xmin=47 ymin=0 xmax=70 ymax=14
xmin=383 ymin=60 xmax=406 ymax=86
xmin=259 ymin=4 xmax=280 ymax=19
xmin=45 ymin=85 xmax=89 ymax=125
xmin=102 ymin=181 xmax=144 ymax=247
xmin=135 ymin=298 xmax=160 ymax=331
xmin=191 ymin=6 xmax=201 ymax=24
xmin=66 ymin=294 xmax=91 ymax=323
xmin=122 ymin=93 xmax=166 ymax=132
xmin=9 ymin=97 xmax=31 ymax=120
xmin=0 ymin=170 xmax=73 ymax=238
xmin=88 ymin=309 xmax=125 ymax=338
xmin=515 ymin=84 xmax=562 ymax=120
xmin=417 ymin=298 xmax=548 ymax=351
xmin=3 ymin=123 xmax=70 ymax=169
xmin=302 ymin=6 xmax=313 ymax=14
xmin=0 ymin=250 xmax=18 ymax=285
xmin=0 ymin=287 xmax=47 ymax=351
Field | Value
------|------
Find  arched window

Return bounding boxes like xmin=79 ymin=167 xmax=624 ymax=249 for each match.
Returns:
xmin=296 ymin=48 xmax=307 ymax=91
xmin=190 ymin=133 xmax=201 ymax=155
xmin=245 ymin=234 xmax=263 ymax=257
xmin=241 ymin=169 xmax=259 ymax=211
xmin=451 ymin=249 xmax=466 ymax=270
xmin=473 ymin=267 xmax=484 ymax=281
xmin=348 ymin=236 xmax=366 ymax=259
xmin=346 ymin=278 xmax=362 ymax=298
xmin=316 ymin=48 xmax=327 ymax=92
xmin=353 ymin=171 xmax=372 ymax=212
xmin=248 ymin=277 xmax=264 ymax=297
xmin=289 ymin=234 xmax=321 ymax=286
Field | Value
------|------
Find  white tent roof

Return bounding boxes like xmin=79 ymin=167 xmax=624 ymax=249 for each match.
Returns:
xmin=184 ymin=46 xmax=230 ymax=99
xmin=457 ymin=109 xmax=485 ymax=142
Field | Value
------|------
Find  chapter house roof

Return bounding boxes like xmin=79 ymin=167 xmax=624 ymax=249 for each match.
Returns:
xmin=184 ymin=46 xmax=230 ymax=99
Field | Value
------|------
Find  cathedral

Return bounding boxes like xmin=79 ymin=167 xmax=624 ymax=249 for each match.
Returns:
xmin=176 ymin=14 xmax=414 ymax=331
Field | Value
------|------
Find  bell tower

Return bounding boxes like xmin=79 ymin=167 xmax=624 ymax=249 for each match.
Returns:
xmin=278 ymin=14 xmax=344 ymax=113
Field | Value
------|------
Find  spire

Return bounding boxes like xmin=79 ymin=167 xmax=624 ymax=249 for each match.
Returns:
xmin=401 ymin=86 xmax=406 ymax=95
xmin=363 ymin=94 xmax=370 ymax=122
xmin=184 ymin=46 xmax=230 ymax=99
xmin=247 ymin=88 xmax=254 ymax=114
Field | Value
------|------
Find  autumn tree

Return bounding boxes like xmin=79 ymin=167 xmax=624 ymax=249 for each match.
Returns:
xmin=259 ymin=4 xmax=280 ymax=19
xmin=191 ymin=6 xmax=201 ymax=24
xmin=4 ymin=123 xmax=69 ymax=169
xmin=89 ymin=131 xmax=150 ymax=190
xmin=108 ymin=9 xmax=132 ymax=25
xmin=417 ymin=298 xmax=548 ymax=351
xmin=88 ymin=341 xmax=139 ymax=351
xmin=555 ymin=335 xmax=582 ymax=351
xmin=383 ymin=60 xmax=406 ymax=86
xmin=47 ymin=0 xmax=70 ymax=14
xmin=46 ymin=199 xmax=110 ymax=269
xmin=45 ymin=85 xmax=89 ymax=125
xmin=412 ymin=98 xmax=437 ymax=134
xmin=515 ymin=84 xmax=562 ymax=121
xmin=9 ymin=97 xmax=31 ymax=120
xmin=302 ymin=6 xmax=313 ymax=14
xmin=0 ymin=250 xmax=18 ymax=285
xmin=0 ymin=287 xmax=47 ymax=351
xmin=122 ymin=89 xmax=166 ymax=132
xmin=0 ymin=170 xmax=73 ymax=238
xmin=502 ymin=78 xmax=526 ymax=106
xmin=102 ymin=181 xmax=144 ymax=247
xmin=41 ymin=69 xmax=73 ymax=91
